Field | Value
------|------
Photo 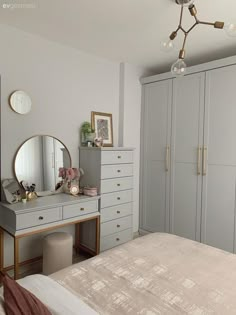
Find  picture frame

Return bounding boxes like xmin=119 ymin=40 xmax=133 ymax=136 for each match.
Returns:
xmin=91 ymin=111 xmax=113 ymax=147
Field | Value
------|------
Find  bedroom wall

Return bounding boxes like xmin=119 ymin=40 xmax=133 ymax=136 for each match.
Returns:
xmin=0 ymin=24 xmax=121 ymax=267
xmin=119 ymin=63 xmax=151 ymax=232
xmin=0 ymin=24 xmax=150 ymax=267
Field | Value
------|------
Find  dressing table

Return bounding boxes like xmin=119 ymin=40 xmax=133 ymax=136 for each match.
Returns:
xmin=0 ymin=194 xmax=100 ymax=279
xmin=0 ymin=133 xmax=101 ymax=280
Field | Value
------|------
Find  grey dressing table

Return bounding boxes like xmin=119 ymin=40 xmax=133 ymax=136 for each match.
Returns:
xmin=0 ymin=193 xmax=100 ymax=279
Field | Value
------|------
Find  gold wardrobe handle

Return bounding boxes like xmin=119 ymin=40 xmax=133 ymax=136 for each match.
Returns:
xmin=202 ymin=146 xmax=207 ymax=176
xmin=165 ymin=146 xmax=170 ymax=172
xmin=197 ymin=147 xmax=202 ymax=175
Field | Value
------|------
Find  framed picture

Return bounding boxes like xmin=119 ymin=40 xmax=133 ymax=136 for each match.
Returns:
xmin=91 ymin=111 xmax=113 ymax=147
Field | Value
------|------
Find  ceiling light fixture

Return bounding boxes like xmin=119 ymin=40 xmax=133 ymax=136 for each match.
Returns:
xmin=161 ymin=0 xmax=236 ymax=77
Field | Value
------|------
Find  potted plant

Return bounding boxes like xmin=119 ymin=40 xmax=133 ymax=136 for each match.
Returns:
xmin=81 ymin=122 xmax=95 ymax=146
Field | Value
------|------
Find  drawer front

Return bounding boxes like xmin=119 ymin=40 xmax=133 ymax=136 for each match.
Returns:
xmin=16 ymin=207 xmax=62 ymax=230
xmin=101 ymin=215 xmax=132 ymax=237
xmin=63 ymin=200 xmax=98 ymax=219
xmin=101 ymin=177 xmax=133 ymax=194
xmin=101 ymin=164 xmax=133 ymax=179
xmin=101 ymin=190 xmax=133 ymax=209
xmin=100 ymin=229 xmax=133 ymax=251
xmin=101 ymin=203 xmax=132 ymax=223
xmin=101 ymin=151 xmax=133 ymax=165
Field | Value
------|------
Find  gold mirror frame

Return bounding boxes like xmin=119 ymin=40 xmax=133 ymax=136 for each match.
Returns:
xmin=14 ymin=135 xmax=72 ymax=192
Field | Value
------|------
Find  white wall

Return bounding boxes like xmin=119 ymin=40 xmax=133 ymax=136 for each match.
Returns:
xmin=0 ymin=24 xmax=120 ymax=267
xmin=0 ymin=25 xmax=149 ymax=267
xmin=119 ymin=63 xmax=149 ymax=232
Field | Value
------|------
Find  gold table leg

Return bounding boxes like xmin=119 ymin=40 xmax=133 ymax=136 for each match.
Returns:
xmin=95 ymin=216 xmax=100 ymax=255
xmin=0 ymin=228 xmax=4 ymax=272
xmin=14 ymin=238 xmax=19 ymax=280
xmin=75 ymin=223 xmax=80 ymax=254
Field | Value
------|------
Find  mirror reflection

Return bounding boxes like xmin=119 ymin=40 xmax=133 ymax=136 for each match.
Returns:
xmin=14 ymin=136 xmax=71 ymax=192
xmin=10 ymin=91 xmax=32 ymax=115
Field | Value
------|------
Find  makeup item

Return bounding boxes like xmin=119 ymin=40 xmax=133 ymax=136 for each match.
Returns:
xmin=83 ymin=187 xmax=98 ymax=197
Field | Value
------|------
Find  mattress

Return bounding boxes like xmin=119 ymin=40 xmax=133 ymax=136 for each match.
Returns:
xmin=50 ymin=233 xmax=236 ymax=314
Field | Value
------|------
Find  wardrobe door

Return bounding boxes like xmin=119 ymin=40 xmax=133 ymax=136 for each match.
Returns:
xmin=140 ymin=80 xmax=172 ymax=232
xmin=170 ymin=73 xmax=205 ymax=241
xmin=201 ymin=65 xmax=236 ymax=253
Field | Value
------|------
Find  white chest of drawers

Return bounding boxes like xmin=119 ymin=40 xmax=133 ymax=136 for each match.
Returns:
xmin=80 ymin=147 xmax=134 ymax=251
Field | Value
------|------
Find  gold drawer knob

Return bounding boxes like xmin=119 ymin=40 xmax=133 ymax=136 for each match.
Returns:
xmin=116 ymin=238 xmax=120 ymax=241
xmin=38 ymin=216 xmax=44 ymax=220
xmin=80 ymin=208 xmax=85 ymax=211
xmin=117 ymin=197 xmax=120 ymax=200
xmin=117 ymin=183 xmax=121 ymax=186
xmin=117 ymin=170 xmax=121 ymax=173
xmin=117 ymin=224 xmax=120 ymax=228
xmin=117 ymin=156 xmax=121 ymax=159
xmin=117 ymin=210 xmax=121 ymax=214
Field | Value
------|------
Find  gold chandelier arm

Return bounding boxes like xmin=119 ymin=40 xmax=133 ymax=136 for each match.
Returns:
xmin=198 ymin=21 xmax=215 ymax=27
xmin=186 ymin=22 xmax=198 ymax=34
xmin=179 ymin=5 xmax=184 ymax=27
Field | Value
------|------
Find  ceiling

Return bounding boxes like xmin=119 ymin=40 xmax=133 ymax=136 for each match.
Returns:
xmin=1 ymin=0 xmax=236 ymax=73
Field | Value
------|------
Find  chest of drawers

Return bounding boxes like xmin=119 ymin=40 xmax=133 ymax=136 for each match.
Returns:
xmin=80 ymin=147 xmax=134 ymax=251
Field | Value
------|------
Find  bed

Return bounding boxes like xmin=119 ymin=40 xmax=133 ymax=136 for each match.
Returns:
xmin=2 ymin=233 xmax=236 ymax=314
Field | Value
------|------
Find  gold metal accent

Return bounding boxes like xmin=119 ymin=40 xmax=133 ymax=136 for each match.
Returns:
xmin=117 ymin=156 xmax=122 ymax=159
xmin=179 ymin=49 xmax=185 ymax=59
xmin=117 ymin=210 xmax=121 ymax=214
xmin=116 ymin=238 xmax=120 ymax=241
xmin=189 ymin=5 xmax=197 ymax=17
xmin=165 ymin=146 xmax=170 ymax=172
xmin=214 ymin=21 xmax=225 ymax=29
xmin=202 ymin=146 xmax=207 ymax=176
xmin=170 ymin=31 xmax=177 ymax=40
xmin=197 ymin=147 xmax=202 ymax=175
xmin=117 ymin=224 xmax=120 ymax=228
xmin=170 ymin=2 xmax=226 ymax=67
xmin=117 ymin=183 xmax=121 ymax=186
xmin=80 ymin=207 xmax=85 ymax=211
xmin=0 ymin=228 xmax=4 ymax=272
xmin=14 ymin=135 xmax=72 ymax=190
xmin=1 ymin=214 xmax=101 ymax=280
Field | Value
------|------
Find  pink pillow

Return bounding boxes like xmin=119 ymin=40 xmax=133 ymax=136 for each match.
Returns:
xmin=1 ymin=272 xmax=52 ymax=315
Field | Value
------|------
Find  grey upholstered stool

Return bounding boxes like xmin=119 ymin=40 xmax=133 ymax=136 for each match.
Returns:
xmin=42 ymin=232 xmax=73 ymax=275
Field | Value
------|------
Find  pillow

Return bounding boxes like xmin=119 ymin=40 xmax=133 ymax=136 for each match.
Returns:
xmin=0 ymin=272 xmax=52 ymax=315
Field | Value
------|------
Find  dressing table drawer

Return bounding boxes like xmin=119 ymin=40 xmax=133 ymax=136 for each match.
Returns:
xmin=63 ymin=200 xmax=98 ymax=219
xmin=16 ymin=207 xmax=62 ymax=230
xmin=101 ymin=177 xmax=133 ymax=194
xmin=101 ymin=164 xmax=133 ymax=179
xmin=101 ymin=151 xmax=133 ymax=165
xmin=101 ymin=215 xmax=132 ymax=237
xmin=101 ymin=203 xmax=132 ymax=223
xmin=101 ymin=190 xmax=133 ymax=209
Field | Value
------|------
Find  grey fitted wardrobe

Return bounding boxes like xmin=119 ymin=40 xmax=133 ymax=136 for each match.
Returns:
xmin=140 ymin=60 xmax=236 ymax=253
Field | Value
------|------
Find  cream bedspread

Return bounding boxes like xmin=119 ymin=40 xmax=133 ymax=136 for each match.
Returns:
xmin=51 ymin=233 xmax=236 ymax=314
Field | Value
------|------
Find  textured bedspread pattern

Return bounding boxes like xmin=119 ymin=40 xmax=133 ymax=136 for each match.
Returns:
xmin=51 ymin=233 xmax=236 ymax=314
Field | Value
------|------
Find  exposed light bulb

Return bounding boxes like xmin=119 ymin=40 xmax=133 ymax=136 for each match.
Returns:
xmin=176 ymin=0 xmax=195 ymax=7
xmin=160 ymin=38 xmax=175 ymax=53
xmin=224 ymin=22 xmax=236 ymax=37
xmin=171 ymin=59 xmax=187 ymax=77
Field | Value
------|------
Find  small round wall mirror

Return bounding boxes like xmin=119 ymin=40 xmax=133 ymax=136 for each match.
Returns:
xmin=9 ymin=90 xmax=32 ymax=114
xmin=14 ymin=135 xmax=72 ymax=192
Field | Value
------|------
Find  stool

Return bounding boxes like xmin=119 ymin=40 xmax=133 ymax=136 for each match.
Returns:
xmin=42 ymin=232 xmax=73 ymax=275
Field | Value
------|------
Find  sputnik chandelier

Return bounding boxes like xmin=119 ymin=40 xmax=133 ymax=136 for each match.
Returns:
xmin=161 ymin=0 xmax=236 ymax=77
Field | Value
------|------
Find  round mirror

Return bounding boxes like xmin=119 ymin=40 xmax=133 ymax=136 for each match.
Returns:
xmin=9 ymin=91 xmax=32 ymax=114
xmin=14 ymin=136 xmax=71 ymax=192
